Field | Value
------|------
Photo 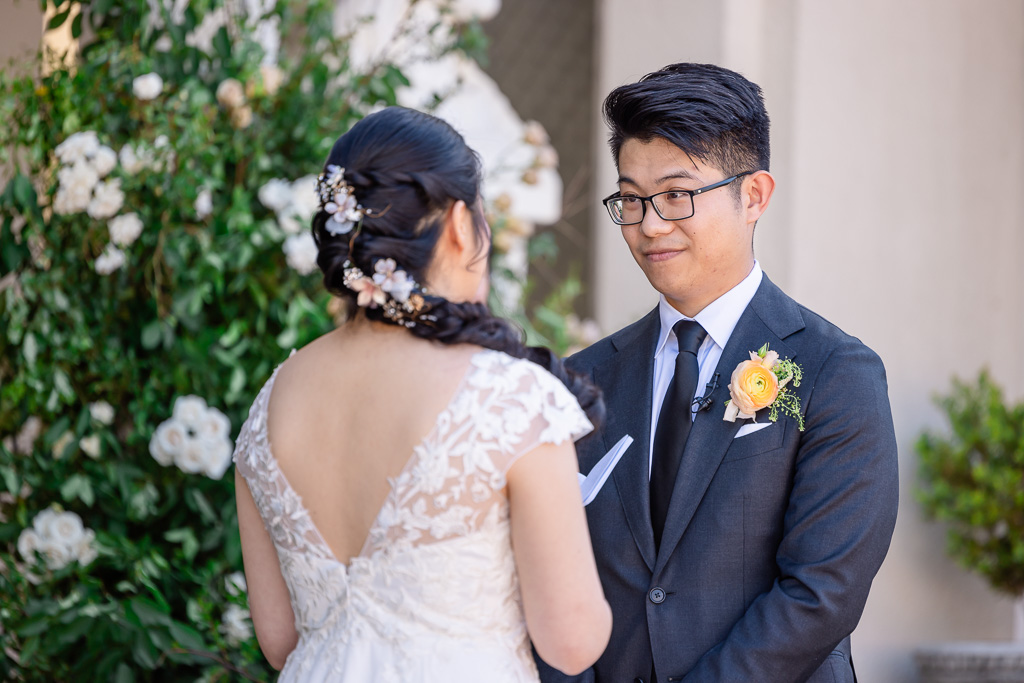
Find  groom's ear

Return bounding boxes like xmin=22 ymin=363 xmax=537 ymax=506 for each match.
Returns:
xmin=743 ymin=170 xmax=775 ymax=226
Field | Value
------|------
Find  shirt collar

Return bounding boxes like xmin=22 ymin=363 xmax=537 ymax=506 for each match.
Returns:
xmin=655 ymin=261 xmax=764 ymax=358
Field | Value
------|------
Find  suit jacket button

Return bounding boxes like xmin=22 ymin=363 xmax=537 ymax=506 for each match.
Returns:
xmin=649 ymin=587 xmax=666 ymax=604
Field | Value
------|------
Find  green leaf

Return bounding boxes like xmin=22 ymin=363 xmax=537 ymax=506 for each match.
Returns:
xmin=60 ymin=474 xmax=95 ymax=506
xmin=168 ymin=620 xmax=205 ymax=650
xmin=47 ymin=8 xmax=71 ymax=31
xmin=54 ymin=368 xmax=75 ymax=399
xmin=128 ymin=597 xmax=171 ymax=628
xmin=1 ymin=467 xmax=18 ymax=495
xmin=12 ymin=174 xmax=36 ymax=210
xmin=188 ymin=489 xmax=218 ymax=524
xmin=164 ymin=527 xmax=199 ymax=560
xmin=275 ymin=327 xmax=298 ymax=349
xmin=70 ymin=11 xmax=82 ymax=38
xmin=114 ymin=663 xmax=134 ymax=683
xmin=23 ymin=332 xmax=38 ymax=366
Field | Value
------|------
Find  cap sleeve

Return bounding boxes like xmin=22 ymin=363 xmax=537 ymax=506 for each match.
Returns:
xmin=473 ymin=353 xmax=594 ymax=477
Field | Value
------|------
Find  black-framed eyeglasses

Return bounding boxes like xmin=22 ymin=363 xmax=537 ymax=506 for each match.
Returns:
xmin=602 ymin=171 xmax=753 ymax=226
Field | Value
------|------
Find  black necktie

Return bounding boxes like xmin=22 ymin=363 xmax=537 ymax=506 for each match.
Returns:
xmin=651 ymin=319 xmax=707 ymax=551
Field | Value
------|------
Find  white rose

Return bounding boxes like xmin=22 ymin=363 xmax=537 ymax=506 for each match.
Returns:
xmin=224 ymin=571 xmax=247 ymax=597
xmin=172 ymin=395 xmax=208 ymax=429
xmin=47 ymin=511 xmax=86 ymax=550
xmin=156 ymin=417 xmax=188 ymax=455
xmin=277 ymin=211 xmax=303 ymax=235
xmin=53 ymin=189 xmax=78 ymax=215
xmin=258 ymin=178 xmax=292 ymax=212
xmin=195 ymin=189 xmax=213 ymax=219
xmin=216 ymin=78 xmax=246 ymax=109
xmin=90 ymin=145 xmax=118 ymax=177
xmin=76 ymin=529 xmax=98 ymax=566
xmin=174 ymin=436 xmax=207 ymax=474
xmin=154 ymin=34 xmax=174 ymax=52
xmin=133 ymin=72 xmax=164 ymax=101
xmin=88 ymin=179 xmax=125 ymax=219
xmin=40 ymin=539 xmax=74 ymax=570
xmin=14 ymin=416 xmax=43 ymax=454
xmin=89 ymin=401 xmax=115 ymax=425
xmin=55 ymin=131 xmax=100 ymax=165
xmin=220 ymin=604 xmax=253 ymax=646
xmin=290 ymin=175 xmax=320 ymax=219
xmin=260 ymin=64 xmax=284 ymax=95
xmin=32 ymin=509 xmax=60 ymax=536
xmin=230 ymin=105 xmax=253 ymax=130
xmin=197 ymin=407 xmax=231 ymax=441
xmin=79 ymin=435 xmax=101 ymax=459
xmin=94 ymin=244 xmax=126 ymax=276
xmin=150 ymin=419 xmax=184 ymax=466
xmin=108 ymin=212 xmax=144 ymax=247
xmin=17 ymin=528 xmax=42 ymax=563
xmin=202 ymin=438 xmax=233 ymax=480
xmin=119 ymin=144 xmax=146 ymax=174
xmin=283 ymin=233 xmax=318 ymax=276
xmin=56 ymin=161 xmax=100 ymax=214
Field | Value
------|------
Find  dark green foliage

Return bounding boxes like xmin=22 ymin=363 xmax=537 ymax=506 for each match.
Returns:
xmin=916 ymin=370 xmax=1024 ymax=598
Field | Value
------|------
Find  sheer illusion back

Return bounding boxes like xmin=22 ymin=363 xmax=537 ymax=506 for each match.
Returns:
xmin=233 ymin=349 xmax=593 ymax=682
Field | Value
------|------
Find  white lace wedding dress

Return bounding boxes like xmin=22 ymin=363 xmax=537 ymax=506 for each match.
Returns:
xmin=233 ymin=349 xmax=593 ymax=682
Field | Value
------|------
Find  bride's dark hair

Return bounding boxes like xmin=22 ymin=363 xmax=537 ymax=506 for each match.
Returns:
xmin=312 ymin=106 xmax=603 ymax=428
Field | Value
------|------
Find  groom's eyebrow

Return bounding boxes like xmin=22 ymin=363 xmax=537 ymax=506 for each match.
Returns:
xmin=617 ymin=169 xmax=699 ymax=186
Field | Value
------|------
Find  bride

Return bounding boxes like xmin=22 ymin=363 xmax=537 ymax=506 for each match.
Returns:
xmin=232 ymin=106 xmax=612 ymax=681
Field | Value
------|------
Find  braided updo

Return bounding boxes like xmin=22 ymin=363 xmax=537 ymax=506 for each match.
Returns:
xmin=311 ymin=107 xmax=603 ymax=429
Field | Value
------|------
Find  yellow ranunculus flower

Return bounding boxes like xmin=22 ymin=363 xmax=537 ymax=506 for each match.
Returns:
xmin=724 ymin=351 xmax=780 ymax=421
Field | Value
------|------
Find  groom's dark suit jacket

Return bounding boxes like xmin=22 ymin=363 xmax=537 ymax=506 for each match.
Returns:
xmin=543 ymin=274 xmax=899 ymax=683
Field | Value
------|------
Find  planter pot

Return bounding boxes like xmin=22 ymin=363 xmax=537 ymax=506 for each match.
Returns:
xmin=915 ymin=642 xmax=1024 ymax=683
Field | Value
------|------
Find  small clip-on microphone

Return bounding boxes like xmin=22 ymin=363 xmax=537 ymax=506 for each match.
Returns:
xmin=692 ymin=373 xmax=720 ymax=413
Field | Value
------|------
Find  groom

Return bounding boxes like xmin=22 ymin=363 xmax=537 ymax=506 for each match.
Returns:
xmin=541 ymin=63 xmax=899 ymax=682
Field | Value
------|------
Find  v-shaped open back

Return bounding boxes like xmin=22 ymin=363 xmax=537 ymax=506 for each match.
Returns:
xmin=254 ymin=350 xmax=481 ymax=568
xmin=232 ymin=348 xmax=594 ymax=682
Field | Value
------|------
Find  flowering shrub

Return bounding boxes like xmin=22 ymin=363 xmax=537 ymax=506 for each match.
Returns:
xmin=0 ymin=1 xmax=598 ymax=679
xmin=0 ymin=0 xmax=488 ymax=679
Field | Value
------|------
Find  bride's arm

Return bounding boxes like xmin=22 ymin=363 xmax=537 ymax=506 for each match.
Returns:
xmin=236 ymin=469 xmax=299 ymax=670
xmin=507 ymin=440 xmax=612 ymax=676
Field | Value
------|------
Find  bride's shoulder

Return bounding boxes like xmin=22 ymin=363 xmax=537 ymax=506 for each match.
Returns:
xmin=469 ymin=350 xmax=574 ymax=400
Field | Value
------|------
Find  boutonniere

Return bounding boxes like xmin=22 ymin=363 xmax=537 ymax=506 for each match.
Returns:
xmin=723 ymin=343 xmax=805 ymax=431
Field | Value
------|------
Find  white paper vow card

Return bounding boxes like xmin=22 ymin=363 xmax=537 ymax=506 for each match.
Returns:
xmin=578 ymin=435 xmax=634 ymax=506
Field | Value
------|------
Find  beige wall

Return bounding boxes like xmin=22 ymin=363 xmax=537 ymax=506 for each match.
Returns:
xmin=0 ymin=3 xmax=42 ymax=64
xmin=593 ymin=1 xmax=1024 ymax=681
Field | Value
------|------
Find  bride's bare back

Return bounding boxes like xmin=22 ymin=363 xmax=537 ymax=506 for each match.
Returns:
xmin=265 ymin=320 xmax=480 ymax=565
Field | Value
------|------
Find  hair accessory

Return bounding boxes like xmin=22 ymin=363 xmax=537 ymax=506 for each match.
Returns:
xmin=316 ymin=164 xmax=369 ymax=236
xmin=341 ymin=258 xmax=434 ymax=328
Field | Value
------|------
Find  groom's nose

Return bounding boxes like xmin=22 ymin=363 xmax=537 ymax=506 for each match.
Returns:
xmin=638 ymin=211 xmax=677 ymax=238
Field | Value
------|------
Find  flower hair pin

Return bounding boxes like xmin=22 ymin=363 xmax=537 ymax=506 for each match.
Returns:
xmin=315 ymin=164 xmax=385 ymax=236
xmin=723 ymin=343 xmax=805 ymax=430
xmin=341 ymin=258 xmax=434 ymax=328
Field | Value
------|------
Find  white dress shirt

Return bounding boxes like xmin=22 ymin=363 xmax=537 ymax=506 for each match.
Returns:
xmin=648 ymin=261 xmax=763 ymax=476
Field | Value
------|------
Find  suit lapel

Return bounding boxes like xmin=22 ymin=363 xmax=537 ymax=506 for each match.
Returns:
xmin=653 ymin=276 xmax=804 ymax=575
xmin=595 ymin=308 xmax=659 ymax=571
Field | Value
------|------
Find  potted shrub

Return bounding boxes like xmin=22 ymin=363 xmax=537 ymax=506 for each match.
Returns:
xmin=914 ymin=370 xmax=1024 ymax=682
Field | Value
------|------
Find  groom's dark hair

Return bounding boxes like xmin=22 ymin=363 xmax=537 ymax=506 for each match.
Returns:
xmin=603 ymin=63 xmax=770 ymax=177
